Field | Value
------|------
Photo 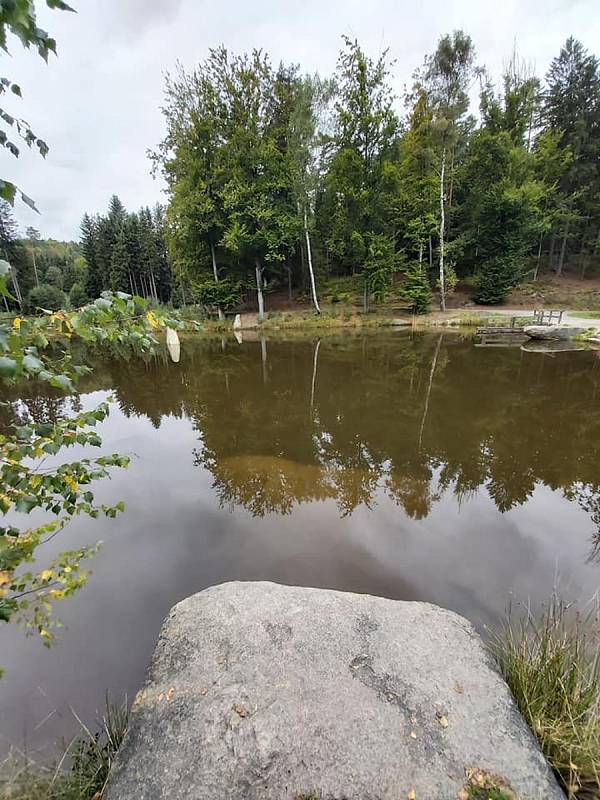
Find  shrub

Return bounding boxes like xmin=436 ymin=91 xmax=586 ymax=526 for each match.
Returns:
xmin=26 ymin=283 xmax=67 ymax=312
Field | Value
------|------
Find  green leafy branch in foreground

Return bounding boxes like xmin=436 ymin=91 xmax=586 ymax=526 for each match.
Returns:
xmin=0 ymin=0 xmax=76 ymax=209
xmin=0 ymin=276 xmax=187 ymax=663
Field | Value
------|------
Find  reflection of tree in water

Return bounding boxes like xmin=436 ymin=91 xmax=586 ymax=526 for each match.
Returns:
xmin=0 ymin=382 xmax=80 ymax=435
xmin=8 ymin=334 xmax=600 ymax=557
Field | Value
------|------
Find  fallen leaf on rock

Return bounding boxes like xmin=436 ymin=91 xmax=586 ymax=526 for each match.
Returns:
xmin=216 ymin=655 xmax=225 ymax=665
xmin=409 ymin=731 xmax=417 ymax=739
xmin=454 ymin=680 xmax=464 ymax=694
xmin=436 ymin=711 xmax=449 ymax=728
xmin=200 ymin=687 xmax=208 ymax=696
xmin=166 ymin=687 xmax=175 ymax=702
xmin=233 ymin=704 xmax=248 ymax=717
xmin=407 ymin=789 xmax=416 ymax=799
xmin=457 ymin=790 xmax=469 ymax=800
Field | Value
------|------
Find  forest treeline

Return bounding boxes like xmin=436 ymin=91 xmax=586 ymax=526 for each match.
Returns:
xmin=148 ymin=30 xmax=600 ymax=315
xmin=2 ymin=31 xmax=599 ymax=316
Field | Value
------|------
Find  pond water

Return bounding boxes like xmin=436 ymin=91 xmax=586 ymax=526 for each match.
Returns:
xmin=1 ymin=330 xmax=599 ymax=756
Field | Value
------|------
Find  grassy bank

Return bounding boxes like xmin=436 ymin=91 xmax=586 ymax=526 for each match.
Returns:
xmin=493 ymin=597 xmax=600 ymax=799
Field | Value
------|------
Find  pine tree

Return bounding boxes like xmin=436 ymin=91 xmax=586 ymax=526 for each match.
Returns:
xmin=81 ymin=213 xmax=102 ymax=299
xmin=543 ymin=38 xmax=600 ymax=275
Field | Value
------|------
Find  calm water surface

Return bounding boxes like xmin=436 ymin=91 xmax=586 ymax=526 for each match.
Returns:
xmin=1 ymin=331 xmax=599 ymax=755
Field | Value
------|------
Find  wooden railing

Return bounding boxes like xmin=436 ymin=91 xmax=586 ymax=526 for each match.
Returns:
xmin=533 ymin=309 xmax=563 ymax=325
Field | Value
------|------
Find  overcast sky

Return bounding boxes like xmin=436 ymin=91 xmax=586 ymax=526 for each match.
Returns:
xmin=3 ymin=0 xmax=599 ymax=241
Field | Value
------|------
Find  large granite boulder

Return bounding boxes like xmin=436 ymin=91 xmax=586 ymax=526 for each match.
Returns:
xmin=524 ymin=324 xmax=583 ymax=340
xmin=105 ymin=582 xmax=562 ymax=800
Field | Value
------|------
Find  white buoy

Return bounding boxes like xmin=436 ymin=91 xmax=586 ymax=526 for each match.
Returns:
xmin=166 ymin=327 xmax=181 ymax=363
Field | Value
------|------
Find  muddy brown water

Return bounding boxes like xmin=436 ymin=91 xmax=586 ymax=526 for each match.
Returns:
xmin=1 ymin=330 xmax=599 ymax=757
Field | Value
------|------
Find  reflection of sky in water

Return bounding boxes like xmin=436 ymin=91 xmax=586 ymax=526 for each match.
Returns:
xmin=0 ymin=334 xmax=599 ymax=756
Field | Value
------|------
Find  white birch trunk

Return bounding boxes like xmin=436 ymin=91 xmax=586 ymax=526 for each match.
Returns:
xmin=304 ymin=205 xmax=320 ymax=314
xmin=210 ymin=242 xmax=224 ymax=321
xmin=439 ymin=147 xmax=447 ymax=312
xmin=31 ymin=245 xmax=39 ymax=286
xmin=255 ymin=260 xmax=265 ymax=320
xmin=533 ymin=236 xmax=542 ymax=282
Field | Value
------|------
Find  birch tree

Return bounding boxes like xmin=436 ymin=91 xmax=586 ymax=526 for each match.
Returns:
xmin=418 ymin=31 xmax=476 ymax=310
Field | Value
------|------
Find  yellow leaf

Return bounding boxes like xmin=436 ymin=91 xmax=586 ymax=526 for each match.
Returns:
xmin=13 ymin=316 xmax=22 ymax=329
xmin=39 ymin=570 xmax=53 ymax=582
xmin=0 ymin=571 xmax=12 ymax=587
xmin=146 ymin=310 xmax=160 ymax=329
xmin=66 ymin=475 xmax=78 ymax=492
xmin=63 ymin=566 xmax=72 ymax=574
xmin=49 ymin=589 xmax=65 ymax=599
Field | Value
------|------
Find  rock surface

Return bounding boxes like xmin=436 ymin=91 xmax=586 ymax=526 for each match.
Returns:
xmin=105 ymin=582 xmax=562 ymax=800
xmin=524 ymin=324 xmax=583 ymax=340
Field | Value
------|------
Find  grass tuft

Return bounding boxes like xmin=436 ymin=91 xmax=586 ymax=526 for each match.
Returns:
xmin=493 ymin=595 xmax=600 ymax=799
xmin=0 ymin=695 xmax=128 ymax=800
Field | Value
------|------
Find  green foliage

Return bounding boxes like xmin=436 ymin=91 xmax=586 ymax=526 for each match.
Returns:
xmin=402 ymin=262 xmax=432 ymax=314
xmin=0 ymin=284 xmax=190 ymax=661
xmin=493 ymin=596 xmax=600 ymax=799
xmin=26 ymin=282 xmax=67 ymax=311
xmin=151 ymin=33 xmax=599 ymax=311
xmin=193 ymin=277 xmax=241 ymax=312
xmin=363 ymin=234 xmax=395 ymax=302
xmin=68 ymin=281 xmax=88 ymax=308
xmin=81 ymin=201 xmax=171 ymax=303
xmin=44 ymin=264 xmax=63 ymax=288
xmin=0 ymin=0 xmax=75 ymax=210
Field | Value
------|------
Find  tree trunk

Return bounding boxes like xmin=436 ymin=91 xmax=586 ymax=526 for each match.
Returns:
xmin=304 ymin=206 xmax=320 ymax=314
xmin=548 ymin=233 xmax=556 ymax=270
xmin=31 ymin=245 xmax=39 ymax=287
xmin=428 ymin=236 xmax=433 ymax=269
xmin=363 ymin=280 xmax=369 ymax=313
xmin=11 ymin=269 xmax=22 ymax=308
xmin=255 ymin=260 xmax=265 ymax=320
xmin=533 ymin=235 xmax=543 ymax=282
xmin=210 ymin=241 xmax=224 ymax=321
xmin=150 ymin=269 xmax=158 ymax=302
xmin=557 ymin=218 xmax=570 ymax=277
xmin=439 ymin=147 xmax=447 ymax=312
xmin=286 ymin=264 xmax=292 ymax=301
xmin=418 ymin=242 xmax=423 ymax=266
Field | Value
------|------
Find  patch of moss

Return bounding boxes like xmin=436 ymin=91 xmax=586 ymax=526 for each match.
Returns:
xmin=460 ymin=768 xmax=517 ymax=800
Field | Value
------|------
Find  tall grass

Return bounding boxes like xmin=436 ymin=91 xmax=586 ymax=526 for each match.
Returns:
xmin=1 ymin=695 xmax=128 ymax=800
xmin=493 ymin=596 xmax=600 ymax=799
